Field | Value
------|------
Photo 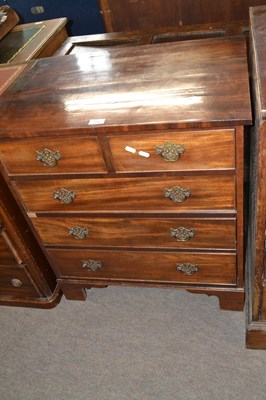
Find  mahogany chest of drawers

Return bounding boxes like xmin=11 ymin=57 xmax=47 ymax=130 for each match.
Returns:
xmin=0 ymin=37 xmax=251 ymax=310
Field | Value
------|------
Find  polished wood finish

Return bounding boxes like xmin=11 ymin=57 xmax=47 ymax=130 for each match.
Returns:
xmin=98 ymin=0 xmax=264 ymax=32
xmin=0 ymin=18 xmax=68 ymax=64
xmin=0 ymin=38 xmax=251 ymax=135
xmin=0 ymin=137 xmax=107 ymax=176
xmin=107 ymin=130 xmax=235 ymax=173
xmin=47 ymin=248 xmax=236 ymax=285
xmin=246 ymin=6 xmax=266 ymax=349
xmin=12 ymin=175 xmax=236 ymax=213
xmin=0 ymin=38 xmax=251 ymax=310
xmin=32 ymin=217 xmax=236 ymax=250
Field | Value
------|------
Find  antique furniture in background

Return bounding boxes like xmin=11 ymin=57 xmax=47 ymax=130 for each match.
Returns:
xmin=0 ymin=36 xmax=251 ymax=310
xmin=98 ymin=0 xmax=265 ymax=32
xmin=0 ymin=60 xmax=61 ymax=308
xmin=0 ymin=17 xmax=68 ymax=64
xmin=0 ymin=5 xmax=19 ymax=41
xmin=55 ymin=20 xmax=249 ymax=57
xmin=246 ymin=6 xmax=266 ymax=349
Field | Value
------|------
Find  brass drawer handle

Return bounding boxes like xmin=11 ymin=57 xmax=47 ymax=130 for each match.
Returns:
xmin=53 ymin=188 xmax=76 ymax=205
xmin=68 ymin=226 xmax=89 ymax=240
xmin=176 ymin=263 xmax=199 ymax=275
xmin=11 ymin=278 xmax=23 ymax=287
xmin=164 ymin=186 xmax=191 ymax=203
xmin=170 ymin=227 xmax=195 ymax=241
xmin=36 ymin=148 xmax=61 ymax=167
xmin=82 ymin=260 xmax=103 ymax=272
xmin=156 ymin=142 xmax=185 ymax=162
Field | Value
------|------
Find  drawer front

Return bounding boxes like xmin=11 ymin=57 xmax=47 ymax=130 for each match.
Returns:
xmin=32 ymin=217 xmax=236 ymax=250
xmin=107 ymin=130 xmax=235 ymax=172
xmin=0 ymin=265 xmax=39 ymax=297
xmin=13 ymin=175 xmax=235 ymax=212
xmin=0 ymin=137 xmax=107 ymax=175
xmin=47 ymin=249 xmax=236 ymax=285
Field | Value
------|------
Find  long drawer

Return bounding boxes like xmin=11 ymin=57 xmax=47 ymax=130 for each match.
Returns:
xmin=0 ymin=137 xmax=107 ymax=175
xmin=107 ymin=129 xmax=235 ymax=172
xmin=47 ymin=249 xmax=236 ymax=285
xmin=32 ymin=217 xmax=236 ymax=250
xmin=13 ymin=175 xmax=235 ymax=213
xmin=0 ymin=265 xmax=39 ymax=297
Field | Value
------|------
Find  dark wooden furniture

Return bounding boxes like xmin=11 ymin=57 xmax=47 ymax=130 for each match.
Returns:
xmin=55 ymin=20 xmax=249 ymax=57
xmin=0 ymin=6 xmax=19 ymax=41
xmin=98 ymin=0 xmax=265 ymax=32
xmin=0 ymin=37 xmax=251 ymax=310
xmin=0 ymin=64 xmax=61 ymax=308
xmin=246 ymin=6 xmax=266 ymax=349
xmin=0 ymin=18 xmax=68 ymax=64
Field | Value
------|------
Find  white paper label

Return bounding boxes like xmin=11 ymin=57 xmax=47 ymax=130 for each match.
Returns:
xmin=139 ymin=151 xmax=150 ymax=158
xmin=88 ymin=119 xmax=106 ymax=125
xmin=125 ymin=146 xmax=136 ymax=154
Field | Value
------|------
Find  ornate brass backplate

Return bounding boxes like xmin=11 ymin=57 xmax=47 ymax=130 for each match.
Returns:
xmin=53 ymin=188 xmax=76 ymax=205
xmin=156 ymin=141 xmax=185 ymax=162
xmin=164 ymin=186 xmax=191 ymax=203
xmin=68 ymin=226 xmax=89 ymax=240
xmin=176 ymin=263 xmax=199 ymax=275
xmin=82 ymin=260 xmax=103 ymax=272
xmin=36 ymin=148 xmax=61 ymax=167
xmin=170 ymin=227 xmax=195 ymax=241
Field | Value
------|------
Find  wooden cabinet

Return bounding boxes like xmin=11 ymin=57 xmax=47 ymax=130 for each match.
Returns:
xmin=98 ymin=0 xmax=265 ymax=32
xmin=55 ymin=21 xmax=250 ymax=57
xmin=0 ymin=37 xmax=251 ymax=310
xmin=245 ymin=6 xmax=266 ymax=349
xmin=0 ymin=18 xmax=68 ymax=64
xmin=0 ymin=64 xmax=61 ymax=308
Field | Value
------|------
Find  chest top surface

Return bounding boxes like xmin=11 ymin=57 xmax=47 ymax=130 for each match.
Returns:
xmin=250 ymin=5 xmax=266 ymax=119
xmin=0 ymin=36 xmax=251 ymax=137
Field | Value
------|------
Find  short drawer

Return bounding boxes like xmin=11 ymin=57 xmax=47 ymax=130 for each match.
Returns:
xmin=0 ymin=137 xmax=107 ymax=175
xmin=32 ymin=217 xmax=236 ymax=250
xmin=0 ymin=265 xmax=39 ymax=297
xmin=107 ymin=129 xmax=235 ymax=172
xmin=47 ymin=249 xmax=236 ymax=285
xmin=13 ymin=175 xmax=235 ymax=213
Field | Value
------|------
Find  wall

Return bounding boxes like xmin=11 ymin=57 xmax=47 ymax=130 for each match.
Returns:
xmin=0 ymin=0 xmax=105 ymax=35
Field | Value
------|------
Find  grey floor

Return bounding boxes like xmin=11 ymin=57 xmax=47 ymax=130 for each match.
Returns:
xmin=0 ymin=286 xmax=266 ymax=400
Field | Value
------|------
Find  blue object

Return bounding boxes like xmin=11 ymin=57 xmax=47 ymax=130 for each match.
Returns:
xmin=0 ymin=0 xmax=105 ymax=36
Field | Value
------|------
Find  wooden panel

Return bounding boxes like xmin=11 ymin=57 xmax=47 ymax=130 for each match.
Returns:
xmin=0 ymin=234 xmax=17 ymax=265
xmin=245 ymin=5 xmax=266 ymax=348
xmin=0 ymin=137 xmax=107 ymax=176
xmin=13 ymin=175 xmax=236 ymax=213
xmin=47 ymin=248 xmax=236 ymax=285
xmin=55 ymin=21 xmax=249 ymax=57
xmin=32 ymin=217 xmax=236 ymax=250
xmin=0 ymin=265 xmax=39 ymax=297
xmin=99 ymin=0 xmax=265 ymax=32
xmin=0 ymin=38 xmax=251 ymax=137
xmin=108 ymin=130 xmax=235 ymax=172
xmin=55 ymin=32 xmax=151 ymax=56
